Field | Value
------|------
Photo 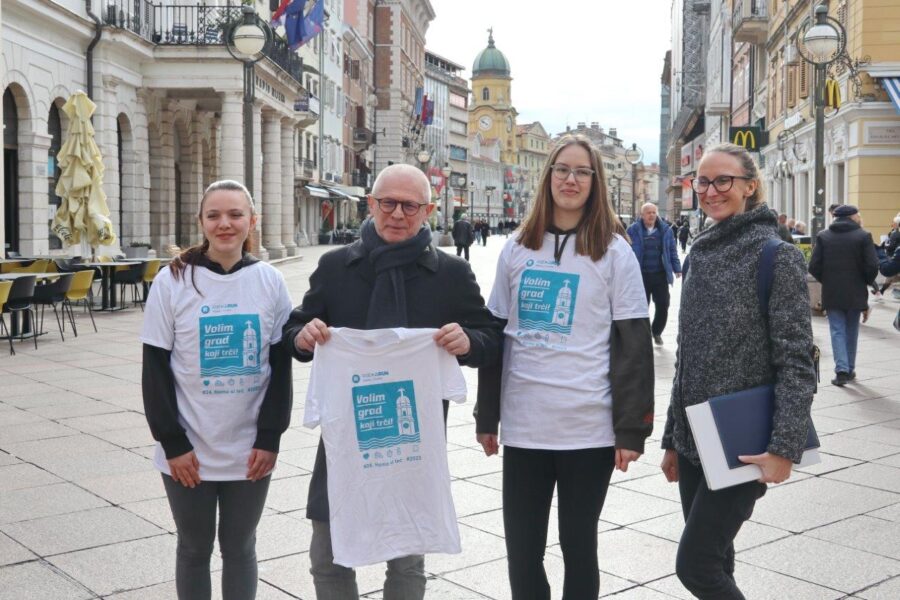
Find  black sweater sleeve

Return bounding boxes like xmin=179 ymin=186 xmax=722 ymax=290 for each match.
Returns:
xmin=253 ymin=341 xmax=293 ymax=452
xmin=142 ymin=343 xmax=193 ymax=459
xmin=609 ymin=317 xmax=655 ymax=453
xmin=474 ymin=318 xmax=507 ymax=434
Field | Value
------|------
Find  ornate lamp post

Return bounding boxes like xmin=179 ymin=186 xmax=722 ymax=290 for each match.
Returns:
xmin=610 ymin=163 xmax=626 ymax=217
xmin=225 ymin=6 xmax=273 ymax=198
xmin=798 ymin=4 xmax=843 ymax=243
xmin=624 ymin=143 xmax=644 ymax=220
xmin=416 ymin=148 xmax=431 ymax=174
xmin=438 ymin=163 xmax=453 ymax=247
xmin=485 ymin=185 xmax=496 ymax=232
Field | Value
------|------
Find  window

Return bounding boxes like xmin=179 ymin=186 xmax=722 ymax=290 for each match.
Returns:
xmin=450 ymin=145 xmax=467 ymax=161
xmin=449 ymin=119 xmax=467 ymax=135
xmin=351 ymin=60 xmax=360 ymax=81
xmin=482 ymin=87 xmax=490 ymax=101
xmin=450 ymin=93 xmax=466 ymax=108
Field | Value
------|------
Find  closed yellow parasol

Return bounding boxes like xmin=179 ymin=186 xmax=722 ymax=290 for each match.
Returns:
xmin=51 ymin=91 xmax=116 ymax=249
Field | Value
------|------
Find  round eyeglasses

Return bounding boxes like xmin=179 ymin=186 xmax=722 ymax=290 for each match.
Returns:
xmin=373 ymin=198 xmax=429 ymax=216
xmin=550 ymin=164 xmax=595 ymax=181
xmin=691 ymin=175 xmax=753 ymax=194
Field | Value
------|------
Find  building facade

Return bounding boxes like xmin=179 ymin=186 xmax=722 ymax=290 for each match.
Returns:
xmin=2 ymin=0 xmax=316 ymax=258
xmin=515 ymin=122 xmax=551 ymax=216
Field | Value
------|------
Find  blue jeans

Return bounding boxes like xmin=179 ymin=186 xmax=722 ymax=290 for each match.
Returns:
xmin=827 ymin=309 xmax=861 ymax=374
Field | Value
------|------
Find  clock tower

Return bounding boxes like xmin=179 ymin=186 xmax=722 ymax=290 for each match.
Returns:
xmin=469 ymin=29 xmax=518 ymax=165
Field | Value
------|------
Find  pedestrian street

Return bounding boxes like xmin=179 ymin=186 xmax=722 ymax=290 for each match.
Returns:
xmin=0 ymin=236 xmax=899 ymax=599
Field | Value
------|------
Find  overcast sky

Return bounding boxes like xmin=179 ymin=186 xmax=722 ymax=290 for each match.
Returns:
xmin=425 ymin=0 xmax=672 ymax=165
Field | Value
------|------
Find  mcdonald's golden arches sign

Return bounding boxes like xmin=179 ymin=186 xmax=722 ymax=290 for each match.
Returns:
xmin=729 ymin=126 xmax=765 ymax=151
xmin=825 ymin=79 xmax=841 ymax=111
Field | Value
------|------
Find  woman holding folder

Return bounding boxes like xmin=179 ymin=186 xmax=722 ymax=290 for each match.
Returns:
xmin=660 ymin=143 xmax=816 ymax=599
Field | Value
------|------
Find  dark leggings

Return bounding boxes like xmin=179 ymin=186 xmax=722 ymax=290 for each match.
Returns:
xmin=642 ymin=270 xmax=671 ymax=336
xmin=676 ymin=455 xmax=766 ymax=600
xmin=503 ymin=445 xmax=616 ymax=600
xmin=162 ymin=474 xmax=270 ymax=600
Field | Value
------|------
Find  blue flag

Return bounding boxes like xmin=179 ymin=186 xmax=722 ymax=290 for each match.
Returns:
xmin=284 ymin=0 xmax=306 ymax=49
xmin=297 ymin=0 xmax=325 ymax=49
xmin=413 ymin=87 xmax=424 ymax=120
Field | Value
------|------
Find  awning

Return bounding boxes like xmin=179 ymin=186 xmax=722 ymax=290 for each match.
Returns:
xmin=881 ymin=77 xmax=900 ymax=115
xmin=325 ymin=186 xmax=359 ymax=203
xmin=305 ymin=185 xmax=331 ymax=199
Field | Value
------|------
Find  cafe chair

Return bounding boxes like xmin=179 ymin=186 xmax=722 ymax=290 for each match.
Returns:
xmin=5 ymin=275 xmax=38 ymax=350
xmin=0 ymin=281 xmax=14 ymax=355
xmin=11 ymin=259 xmax=49 ymax=274
xmin=33 ymin=273 xmax=75 ymax=341
xmin=114 ymin=262 xmax=149 ymax=310
xmin=63 ymin=269 xmax=97 ymax=336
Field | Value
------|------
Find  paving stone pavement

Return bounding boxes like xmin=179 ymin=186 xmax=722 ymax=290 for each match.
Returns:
xmin=1 ymin=235 xmax=898 ymax=599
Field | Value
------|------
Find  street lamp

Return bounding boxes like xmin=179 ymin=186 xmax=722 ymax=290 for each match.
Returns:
xmin=225 ymin=5 xmax=273 ymax=199
xmin=485 ymin=185 xmax=496 ymax=232
xmin=624 ymin=143 xmax=644 ymax=220
xmin=610 ymin=162 xmax=626 ymax=217
xmin=416 ymin=147 xmax=431 ymax=173
xmin=799 ymin=4 xmax=843 ymax=243
xmin=439 ymin=163 xmax=453 ymax=247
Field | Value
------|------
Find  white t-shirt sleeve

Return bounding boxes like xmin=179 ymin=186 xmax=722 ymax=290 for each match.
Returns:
xmin=304 ymin=346 xmax=325 ymax=429
xmin=609 ymin=237 xmax=651 ymax=321
xmin=140 ymin=269 xmax=176 ymax=350
xmin=439 ymin=349 xmax=468 ymax=404
xmin=487 ymin=241 xmax=512 ymax=319
xmin=271 ymin=271 xmax=294 ymax=344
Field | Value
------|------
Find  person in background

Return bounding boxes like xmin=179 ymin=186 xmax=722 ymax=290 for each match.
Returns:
xmin=452 ymin=213 xmax=475 ymax=262
xmin=787 ymin=218 xmax=797 ymax=234
xmin=627 ymin=202 xmax=682 ymax=346
xmin=776 ymin=213 xmax=794 ymax=243
xmin=141 ymin=180 xmax=294 ymax=600
xmin=808 ymin=204 xmax=879 ymax=386
xmin=678 ymin=221 xmax=692 ymax=252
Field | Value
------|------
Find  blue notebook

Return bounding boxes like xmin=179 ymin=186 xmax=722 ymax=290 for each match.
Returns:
xmin=708 ymin=384 xmax=820 ymax=470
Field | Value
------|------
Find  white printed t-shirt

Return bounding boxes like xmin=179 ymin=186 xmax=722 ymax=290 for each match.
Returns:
xmin=140 ymin=263 xmax=293 ymax=480
xmin=488 ymin=233 xmax=648 ymax=450
xmin=305 ymin=327 xmax=467 ymax=568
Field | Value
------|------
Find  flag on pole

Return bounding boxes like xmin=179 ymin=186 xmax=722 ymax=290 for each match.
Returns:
xmin=270 ymin=0 xmax=292 ymax=27
xmin=296 ymin=0 xmax=325 ymax=49
xmin=414 ymin=87 xmax=424 ymax=120
xmin=284 ymin=0 xmax=306 ymax=48
xmin=423 ymin=98 xmax=434 ymax=125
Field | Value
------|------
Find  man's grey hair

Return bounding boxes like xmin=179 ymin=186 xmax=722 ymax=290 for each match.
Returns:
xmin=371 ymin=164 xmax=431 ymax=203
xmin=640 ymin=202 xmax=657 ymax=213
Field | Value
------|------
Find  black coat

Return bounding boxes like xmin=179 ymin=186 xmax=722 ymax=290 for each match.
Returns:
xmin=809 ymin=219 xmax=879 ymax=310
xmin=452 ymin=219 xmax=474 ymax=246
xmin=282 ymin=240 xmax=504 ymax=521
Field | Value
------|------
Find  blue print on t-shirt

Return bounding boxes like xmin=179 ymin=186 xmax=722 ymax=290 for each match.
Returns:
xmin=352 ymin=380 xmax=420 ymax=451
xmin=517 ymin=269 xmax=580 ymax=334
xmin=199 ymin=314 xmax=262 ymax=377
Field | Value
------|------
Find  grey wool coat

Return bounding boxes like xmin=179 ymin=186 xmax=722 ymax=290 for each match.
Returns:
xmin=662 ymin=204 xmax=817 ymax=465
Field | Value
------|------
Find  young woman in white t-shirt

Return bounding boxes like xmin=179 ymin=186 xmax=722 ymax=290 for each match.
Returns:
xmin=141 ymin=180 xmax=293 ymax=600
xmin=476 ymin=135 xmax=655 ymax=599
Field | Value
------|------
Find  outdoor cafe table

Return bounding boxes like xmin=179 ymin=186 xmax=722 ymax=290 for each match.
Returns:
xmin=0 ymin=258 xmax=31 ymax=273
xmin=82 ymin=261 xmax=139 ymax=311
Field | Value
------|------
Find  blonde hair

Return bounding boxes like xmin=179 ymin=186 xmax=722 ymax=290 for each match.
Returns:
xmin=517 ymin=134 xmax=624 ymax=261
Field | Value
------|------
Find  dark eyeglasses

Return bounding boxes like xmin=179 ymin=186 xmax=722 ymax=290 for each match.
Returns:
xmin=691 ymin=175 xmax=753 ymax=194
xmin=550 ymin=164 xmax=595 ymax=181
xmin=373 ymin=198 xmax=429 ymax=216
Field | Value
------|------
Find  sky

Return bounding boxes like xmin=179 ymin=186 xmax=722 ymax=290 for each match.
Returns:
xmin=425 ymin=0 xmax=672 ymax=165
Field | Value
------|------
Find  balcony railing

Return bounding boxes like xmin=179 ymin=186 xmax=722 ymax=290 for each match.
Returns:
xmin=733 ymin=0 xmax=768 ymax=44
xmin=351 ymin=171 xmax=370 ymax=189
xmin=102 ymin=1 xmax=303 ymax=86
xmin=352 ymin=127 xmax=374 ymax=149
xmin=301 ymin=159 xmax=315 ymax=179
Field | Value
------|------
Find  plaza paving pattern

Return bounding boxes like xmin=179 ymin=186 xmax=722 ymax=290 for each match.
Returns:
xmin=1 ymin=236 xmax=898 ymax=599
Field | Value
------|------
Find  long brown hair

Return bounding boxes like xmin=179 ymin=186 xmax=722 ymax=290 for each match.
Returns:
xmin=517 ymin=134 xmax=625 ymax=261
xmin=701 ymin=142 xmax=766 ymax=211
xmin=169 ymin=180 xmax=256 ymax=293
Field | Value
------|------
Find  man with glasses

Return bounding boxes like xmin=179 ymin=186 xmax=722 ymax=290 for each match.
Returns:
xmin=626 ymin=202 xmax=682 ymax=345
xmin=283 ymin=163 xmax=503 ymax=599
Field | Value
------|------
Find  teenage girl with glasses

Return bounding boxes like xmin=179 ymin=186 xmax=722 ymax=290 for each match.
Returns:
xmin=476 ymin=134 xmax=654 ymax=599
xmin=141 ymin=180 xmax=294 ymax=600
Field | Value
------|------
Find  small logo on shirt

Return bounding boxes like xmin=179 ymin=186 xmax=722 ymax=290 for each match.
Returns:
xmin=201 ymin=305 xmax=210 ymax=314
xmin=352 ymin=374 xmax=361 ymax=383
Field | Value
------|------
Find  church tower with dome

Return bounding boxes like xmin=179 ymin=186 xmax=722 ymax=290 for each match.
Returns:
xmin=469 ymin=29 xmax=518 ymax=165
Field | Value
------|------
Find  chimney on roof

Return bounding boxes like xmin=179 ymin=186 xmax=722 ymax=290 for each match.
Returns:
xmin=590 ymin=122 xmax=599 ymax=130
xmin=609 ymin=128 xmax=617 ymax=138
xmin=577 ymin=122 xmax=586 ymax=129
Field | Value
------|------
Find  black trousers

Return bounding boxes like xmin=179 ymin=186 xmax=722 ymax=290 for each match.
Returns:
xmin=456 ymin=244 xmax=470 ymax=261
xmin=675 ymin=455 xmax=766 ymax=600
xmin=503 ymin=445 xmax=615 ymax=600
xmin=641 ymin=270 xmax=670 ymax=336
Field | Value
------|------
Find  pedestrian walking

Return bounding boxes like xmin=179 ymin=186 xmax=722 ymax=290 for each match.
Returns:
xmin=660 ymin=143 xmax=816 ymax=599
xmin=481 ymin=219 xmax=490 ymax=246
xmin=808 ymin=204 xmax=879 ymax=386
xmin=626 ymin=203 xmax=682 ymax=345
xmin=141 ymin=180 xmax=294 ymax=600
xmin=776 ymin=212 xmax=794 ymax=243
xmin=452 ymin=214 xmax=475 ymax=261
xmin=474 ymin=220 xmax=483 ymax=245
xmin=282 ymin=164 xmax=503 ymax=599
xmin=677 ymin=221 xmax=691 ymax=252
xmin=476 ymin=134 xmax=654 ymax=600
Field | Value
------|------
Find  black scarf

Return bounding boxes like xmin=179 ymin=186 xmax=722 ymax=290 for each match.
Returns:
xmin=360 ymin=218 xmax=433 ymax=328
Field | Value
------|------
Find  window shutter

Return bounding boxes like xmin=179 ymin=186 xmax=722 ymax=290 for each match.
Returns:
xmin=799 ymin=57 xmax=809 ymax=99
xmin=787 ymin=65 xmax=797 ymax=108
